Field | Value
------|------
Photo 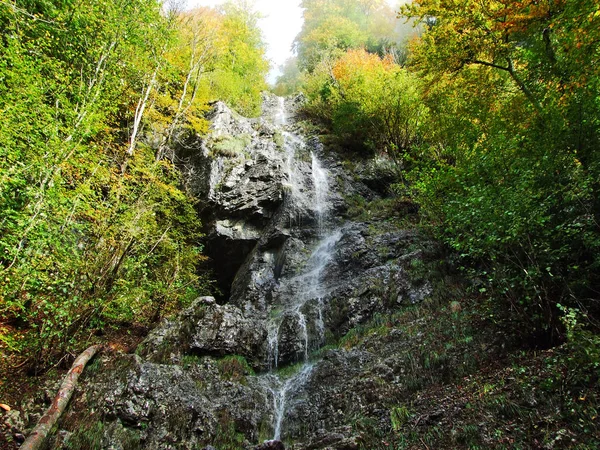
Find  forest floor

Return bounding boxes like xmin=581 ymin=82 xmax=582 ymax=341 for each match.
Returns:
xmin=0 ymin=324 xmax=148 ymax=449
xmin=341 ymin=290 xmax=600 ymax=449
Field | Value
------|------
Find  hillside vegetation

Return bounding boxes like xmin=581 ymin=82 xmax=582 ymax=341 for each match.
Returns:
xmin=0 ymin=0 xmax=599 ymax=448
xmin=273 ymin=0 xmax=600 ymax=445
xmin=280 ymin=0 xmax=600 ymax=350
xmin=0 ymin=0 xmax=268 ymax=372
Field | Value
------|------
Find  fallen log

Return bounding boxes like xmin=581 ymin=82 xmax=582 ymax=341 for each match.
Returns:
xmin=20 ymin=344 xmax=102 ymax=450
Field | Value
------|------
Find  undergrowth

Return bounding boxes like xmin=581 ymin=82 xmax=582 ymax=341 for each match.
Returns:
xmin=338 ymin=292 xmax=600 ymax=449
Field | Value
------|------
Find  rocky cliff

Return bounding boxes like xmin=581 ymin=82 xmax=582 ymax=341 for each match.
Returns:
xmin=43 ymin=94 xmax=448 ymax=449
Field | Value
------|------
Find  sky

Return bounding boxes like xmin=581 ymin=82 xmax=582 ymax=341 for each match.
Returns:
xmin=185 ymin=0 xmax=304 ymax=83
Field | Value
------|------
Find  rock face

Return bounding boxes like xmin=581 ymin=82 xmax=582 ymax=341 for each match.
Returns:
xmin=139 ymin=297 xmax=267 ymax=365
xmin=54 ymin=94 xmax=438 ymax=449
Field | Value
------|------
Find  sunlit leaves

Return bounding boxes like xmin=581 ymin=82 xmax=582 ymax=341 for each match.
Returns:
xmin=0 ymin=0 xmax=238 ymax=368
xmin=304 ymin=48 xmax=426 ymax=163
xmin=404 ymin=0 xmax=600 ymax=336
xmin=296 ymin=0 xmax=407 ymax=72
xmin=208 ymin=2 xmax=268 ymax=116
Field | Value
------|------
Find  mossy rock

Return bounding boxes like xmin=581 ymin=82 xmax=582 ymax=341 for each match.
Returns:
xmin=209 ymin=133 xmax=252 ymax=158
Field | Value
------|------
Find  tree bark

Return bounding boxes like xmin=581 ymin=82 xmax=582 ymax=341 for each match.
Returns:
xmin=471 ymin=58 xmax=544 ymax=116
xmin=20 ymin=345 xmax=102 ymax=450
xmin=128 ymin=65 xmax=159 ymax=156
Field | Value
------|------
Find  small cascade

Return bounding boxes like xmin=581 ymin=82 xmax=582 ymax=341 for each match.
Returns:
xmin=261 ymin=97 xmax=340 ymax=441
xmin=282 ymin=131 xmax=309 ymax=226
xmin=274 ymin=96 xmax=287 ymax=126
xmin=311 ymin=151 xmax=330 ymax=234
xmin=261 ymin=364 xmax=314 ymax=441
xmin=266 ymin=229 xmax=341 ymax=368
xmin=278 ymin=98 xmax=314 ymax=227
xmin=267 ymin=321 xmax=280 ymax=369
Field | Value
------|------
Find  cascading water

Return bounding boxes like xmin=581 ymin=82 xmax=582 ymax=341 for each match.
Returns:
xmin=275 ymin=97 xmax=285 ymax=125
xmin=282 ymin=132 xmax=309 ymax=227
xmin=262 ymin=364 xmax=314 ymax=441
xmin=266 ymin=230 xmax=342 ymax=368
xmin=311 ymin=151 xmax=330 ymax=234
xmin=261 ymin=97 xmax=341 ymax=441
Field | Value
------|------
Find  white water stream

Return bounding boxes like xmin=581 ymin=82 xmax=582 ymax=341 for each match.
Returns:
xmin=261 ymin=97 xmax=340 ymax=441
xmin=266 ymin=230 xmax=342 ymax=368
xmin=261 ymin=363 xmax=314 ymax=441
xmin=311 ymin=151 xmax=330 ymax=234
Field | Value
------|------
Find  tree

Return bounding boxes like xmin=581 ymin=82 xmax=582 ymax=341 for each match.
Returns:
xmin=295 ymin=0 xmax=403 ymax=72
xmin=0 ymin=0 xmax=231 ymax=369
xmin=304 ymin=48 xmax=426 ymax=166
xmin=207 ymin=1 xmax=269 ymax=117
xmin=401 ymin=0 xmax=600 ymax=340
xmin=273 ymin=57 xmax=304 ymax=96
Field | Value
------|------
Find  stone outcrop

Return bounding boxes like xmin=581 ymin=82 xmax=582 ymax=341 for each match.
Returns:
xmin=48 ymin=94 xmax=440 ymax=450
xmin=139 ymin=297 xmax=266 ymax=365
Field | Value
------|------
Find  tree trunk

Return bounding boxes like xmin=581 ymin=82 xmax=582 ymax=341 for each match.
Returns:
xmin=20 ymin=345 xmax=102 ymax=450
xmin=128 ymin=65 xmax=159 ymax=156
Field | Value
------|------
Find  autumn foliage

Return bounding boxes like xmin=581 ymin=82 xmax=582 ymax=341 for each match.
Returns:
xmin=0 ymin=0 xmax=268 ymax=371
xmin=298 ymin=0 xmax=600 ymax=347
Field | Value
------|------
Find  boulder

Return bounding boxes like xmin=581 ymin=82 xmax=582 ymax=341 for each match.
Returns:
xmin=139 ymin=297 xmax=266 ymax=368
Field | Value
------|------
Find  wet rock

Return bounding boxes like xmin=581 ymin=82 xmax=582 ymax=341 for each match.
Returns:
xmin=61 ymin=352 xmax=269 ymax=449
xmin=143 ymin=91 xmax=438 ymax=377
xmin=296 ymin=427 xmax=359 ymax=450
xmin=176 ymin=99 xmax=290 ymax=297
xmin=56 ymin=95 xmax=444 ymax=450
xmin=255 ymin=440 xmax=285 ymax=450
xmin=352 ymin=156 xmax=398 ymax=195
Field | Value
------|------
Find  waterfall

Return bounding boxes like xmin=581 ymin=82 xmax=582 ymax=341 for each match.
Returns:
xmin=282 ymin=131 xmax=309 ymax=226
xmin=274 ymin=96 xmax=287 ymax=126
xmin=266 ymin=229 xmax=342 ymax=369
xmin=311 ymin=151 xmax=329 ymax=234
xmin=261 ymin=97 xmax=340 ymax=441
xmin=261 ymin=364 xmax=314 ymax=441
xmin=278 ymin=97 xmax=303 ymax=225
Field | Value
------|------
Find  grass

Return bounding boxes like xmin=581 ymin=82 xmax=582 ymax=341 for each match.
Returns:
xmin=344 ymin=194 xmax=413 ymax=226
xmin=319 ymin=243 xmax=599 ymax=449
xmin=339 ymin=312 xmax=395 ymax=349
xmin=336 ymin=292 xmax=600 ymax=449
xmin=274 ymin=130 xmax=285 ymax=149
xmin=208 ymin=133 xmax=252 ymax=158
xmin=217 ymin=355 xmax=255 ymax=383
xmin=65 ymin=421 xmax=106 ymax=450
xmin=210 ymin=412 xmax=247 ymax=450
xmin=182 ymin=353 xmax=203 ymax=369
xmin=66 ymin=421 xmax=142 ymax=450
xmin=275 ymin=360 xmax=306 ymax=378
xmin=390 ymin=405 xmax=412 ymax=431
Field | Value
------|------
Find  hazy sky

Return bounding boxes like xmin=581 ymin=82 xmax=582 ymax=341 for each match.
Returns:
xmin=186 ymin=0 xmax=304 ymax=83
